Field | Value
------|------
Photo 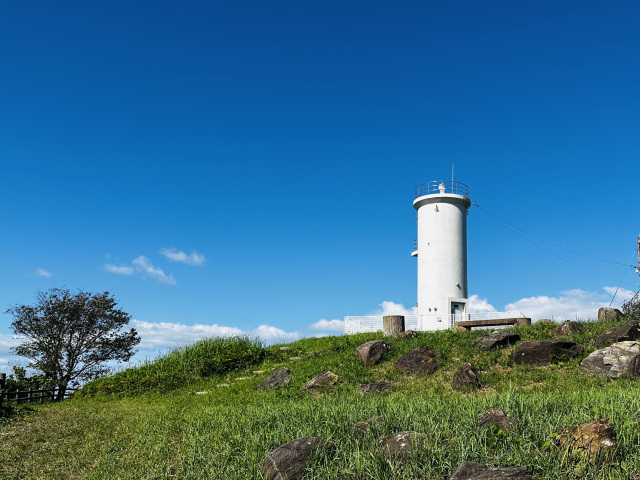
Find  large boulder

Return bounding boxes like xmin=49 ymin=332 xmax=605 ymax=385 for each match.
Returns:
xmin=598 ymin=307 xmax=624 ymax=323
xmin=357 ymin=381 xmax=392 ymax=395
xmin=473 ymin=331 xmax=520 ymax=350
xmin=556 ymin=418 xmax=618 ymax=463
xmin=511 ymin=340 xmax=584 ymax=366
xmin=580 ymin=341 xmax=640 ymax=378
xmin=302 ymin=371 xmax=338 ymax=390
xmin=394 ymin=347 xmax=438 ymax=374
xmin=259 ymin=367 xmax=292 ymax=390
xmin=379 ymin=431 xmax=428 ymax=462
xmin=448 ymin=461 xmax=533 ymax=479
xmin=452 ymin=363 xmax=481 ymax=391
xmin=476 ymin=408 xmax=519 ymax=431
xmin=260 ymin=437 xmax=326 ymax=480
xmin=594 ymin=323 xmax=640 ymax=347
xmin=550 ymin=321 xmax=583 ymax=337
xmin=355 ymin=340 xmax=390 ymax=367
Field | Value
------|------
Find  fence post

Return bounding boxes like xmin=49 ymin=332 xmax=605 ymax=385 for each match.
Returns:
xmin=383 ymin=315 xmax=405 ymax=336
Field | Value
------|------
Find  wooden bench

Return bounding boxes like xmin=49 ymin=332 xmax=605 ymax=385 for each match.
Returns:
xmin=454 ymin=318 xmax=531 ymax=331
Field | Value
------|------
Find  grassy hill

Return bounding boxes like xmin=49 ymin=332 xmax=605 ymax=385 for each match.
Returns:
xmin=1 ymin=317 xmax=640 ymax=479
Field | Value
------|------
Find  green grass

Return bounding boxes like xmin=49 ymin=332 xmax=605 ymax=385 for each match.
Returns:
xmin=76 ymin=335 xmax=265 ymax=396
xmin=2 ymin=318 xmax=640 ymax=479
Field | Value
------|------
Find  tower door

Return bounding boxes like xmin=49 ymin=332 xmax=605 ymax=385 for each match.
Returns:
xmin=451 ymin=303 xmax=465 ymax=322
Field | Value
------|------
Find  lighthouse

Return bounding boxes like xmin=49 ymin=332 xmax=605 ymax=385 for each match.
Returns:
xmin=412 ymin=180 xmax=471 ymax=330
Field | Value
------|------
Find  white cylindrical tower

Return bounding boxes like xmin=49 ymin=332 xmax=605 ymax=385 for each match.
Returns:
xmin=412 ymin=180 xmax=471 ymax=330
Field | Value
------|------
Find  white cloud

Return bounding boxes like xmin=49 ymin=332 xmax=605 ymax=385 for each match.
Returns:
xmin=160 ymin=248 xmax=206 ymax=266
xmin=602 ymin=286 xmax=636 ymax=305
xmin=504 ymin=286 xmax=632 ymax=321
xmin=103 ymin=264 xmax=135 ymax=275
xmin=35 ymin=268 xmax=52 ymax=277
xmin=307 ymin=318 xmax=345 ymax=332
xmin=467 ymin=294 xmax=498 ymax=314
xmin=132 ymin=256 xmax=176 ymax=285
xmin=368 ymin=300 xmax=417 ymax=317
xmin=250 ymin=325 xmax=302 ymax=343
xmin=131 ymin=320 xmax=245 ymax=350
xmin=0 ymin=333 xmax=29 ymax=373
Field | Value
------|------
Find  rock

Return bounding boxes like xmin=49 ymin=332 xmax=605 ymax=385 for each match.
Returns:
xmin=476 ymin=408 xmax=519 ymax=431
xmin=357 ymin=381 xmax=392 ymax=395
xmin=354 ymin=416 xmax=384 ymax=436
xmin=302 ymin=371 xmax=338 ymax=390
xmin=279 ymin=346 xmax=291 ymax=351
xmin=537 ymin=319 xmax=556 ymax=326
xmin=550 ymin=321 xmax=583 ymax=337
xmin=473 ymin=331 xmax=521 ymax=350
xmin=260 ymin=367 xmax=293 ymax=389
xmin=379 ymin=431 xmax=428 ymax=461
xmin=452 ymin=363 xmax=481 ymax=390
xmin=216 ymin=384 xmax=230 ymax=387
xmin=511 ymin=340 xmax=584 ymax=366
xmin=556 ymin=418 xmax=618 ymax=463
xmin=355 ymin=340 xmax=391 ymax=367
xmin=579 ymin=341 xmax=640 ymax=378
xmin=448 ymin=461 xmax=533 ymax=479
xmin=260 ymin=437 xmax=325 ymax=480
xmin=394 ymin=347 xmax=438 ymax=374
xmin=394 ymin=330 xmax=418 ymax=340
xmin=594 ymin=323 xmax=640 ymax=347
xmin=598 ymin=307 xmax=623 ymax=323
xmin=195 ymin=391 xmax=209 ymax=395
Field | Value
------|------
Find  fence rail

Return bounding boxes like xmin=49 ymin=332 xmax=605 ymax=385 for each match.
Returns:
xmin=414 ymin=180 xmax=470 ymax=199
xmin=0 ymin=373 xmax=77 ymax=406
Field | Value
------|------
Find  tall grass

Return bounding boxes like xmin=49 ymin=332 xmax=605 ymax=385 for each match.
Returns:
xmin=77 ymin=336 xmax=265 ymax=396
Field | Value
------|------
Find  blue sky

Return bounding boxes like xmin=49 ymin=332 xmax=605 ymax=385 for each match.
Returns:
xmin=1 ymin=1 xmax=639 ymax=369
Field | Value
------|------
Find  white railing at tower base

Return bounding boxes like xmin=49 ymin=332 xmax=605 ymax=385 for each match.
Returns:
xmin=343 ymin=311 xmax=526 ymax=335
xmin=343 ymin=316 xmax=418 ymax=335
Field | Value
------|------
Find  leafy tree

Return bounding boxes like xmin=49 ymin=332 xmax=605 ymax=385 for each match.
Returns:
xmin=6 ymin=288 xmax=140 ymax=399
xmin=4 ymin=366 xmax=52 ymax=391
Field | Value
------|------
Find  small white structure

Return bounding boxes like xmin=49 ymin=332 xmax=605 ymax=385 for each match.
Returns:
xmin=412 ymin=180 xmax=471 ymax=330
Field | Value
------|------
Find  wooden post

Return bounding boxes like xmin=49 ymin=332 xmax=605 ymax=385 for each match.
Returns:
xmin=383 ymin=315 xmax=405 ymax=336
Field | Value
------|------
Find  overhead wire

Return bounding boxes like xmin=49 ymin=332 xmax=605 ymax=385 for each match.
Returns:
xmin=471 ymin=201 xmax=639 ymax=289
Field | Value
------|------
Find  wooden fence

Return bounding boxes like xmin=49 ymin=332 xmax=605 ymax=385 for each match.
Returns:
xmin=0 ymin=373 xmax=77 ymax=406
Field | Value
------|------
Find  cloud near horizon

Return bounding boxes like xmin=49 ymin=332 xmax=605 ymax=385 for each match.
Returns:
xmin=160 ymin=248 xmax=206 ymax=266
xmin=504 ymin=287 xmax=635 ymax=321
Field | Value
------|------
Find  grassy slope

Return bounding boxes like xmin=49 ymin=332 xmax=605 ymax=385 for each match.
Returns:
xmin=2 ymin=319 xmax=640 ymax=479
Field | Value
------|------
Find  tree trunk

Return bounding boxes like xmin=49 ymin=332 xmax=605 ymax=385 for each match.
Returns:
xmin=56 ymin=383 xmax=68 ymax=401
